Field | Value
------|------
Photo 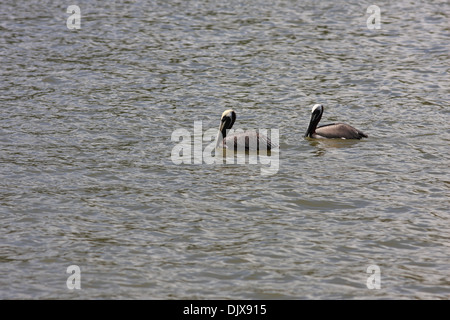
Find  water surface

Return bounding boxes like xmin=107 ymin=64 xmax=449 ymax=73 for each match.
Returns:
xmin=0 ymin=0 xmax=449 ymax=299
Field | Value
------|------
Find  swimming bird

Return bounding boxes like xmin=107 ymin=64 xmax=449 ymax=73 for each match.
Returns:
xmin=304 ymin=104 xmax=368 ymax=139
xmin=215 ymin=109 xmax=276 ymax=151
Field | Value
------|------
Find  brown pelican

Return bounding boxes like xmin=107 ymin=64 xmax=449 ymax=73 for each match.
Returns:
xmin=215 ymin=109 xmax=276 ymax=151
xmin=304 ymin=104 xmax=368 ymax=139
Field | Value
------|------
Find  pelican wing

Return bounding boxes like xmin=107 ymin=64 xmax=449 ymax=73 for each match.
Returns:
xmin=222 ymin=130 xmax=276 ymax=151
xmin=315 ymin=123 xmax=368 ymax=139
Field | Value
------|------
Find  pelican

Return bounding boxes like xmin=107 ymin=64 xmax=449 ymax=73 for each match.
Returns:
xmin=215 ymin=109 xmax=276 ymax=151
xmin=304 ymin=104 xmax=368 ymax=139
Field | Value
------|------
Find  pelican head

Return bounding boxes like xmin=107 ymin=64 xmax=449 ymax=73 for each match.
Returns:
xmin=216 ymin=109 xmax=236 ymax=145
xmin=215 ymin=109 xmax=236 ymax=148
xmin=311 ymin=104 xmax=323 ymax=115
xmin=304 ymin=104 xmax=324 ymax=138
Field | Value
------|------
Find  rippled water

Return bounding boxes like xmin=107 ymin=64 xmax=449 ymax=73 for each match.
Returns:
xmin=1 ymin=0 xmax=449 ymax=299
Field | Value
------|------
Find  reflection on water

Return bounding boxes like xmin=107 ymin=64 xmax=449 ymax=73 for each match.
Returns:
xmin=307 ymin=139 xmax=364 ymax=156
xmin=1 ymin=0 xmax=449 ymax=299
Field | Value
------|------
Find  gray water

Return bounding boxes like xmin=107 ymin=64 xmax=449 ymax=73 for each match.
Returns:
xmin=1 ymin=0 xmax=449 ymax=299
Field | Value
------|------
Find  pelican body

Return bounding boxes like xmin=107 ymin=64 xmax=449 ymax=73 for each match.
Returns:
xmin=304 ymin=104 xmax=368 ymax=139
xmin=215 ymin=109 xmax=276 ymax=151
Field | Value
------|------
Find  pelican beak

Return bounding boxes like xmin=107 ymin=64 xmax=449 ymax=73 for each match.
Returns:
xmin=216 ymin=116 xmax=230 ymax=148
xmin=219 ymin=116 xmax=232 ymax=136
xmin=304 ymin=113 xmax=317 ymax=138
xmin=304 ymin=105 xmax=323 ymax=138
